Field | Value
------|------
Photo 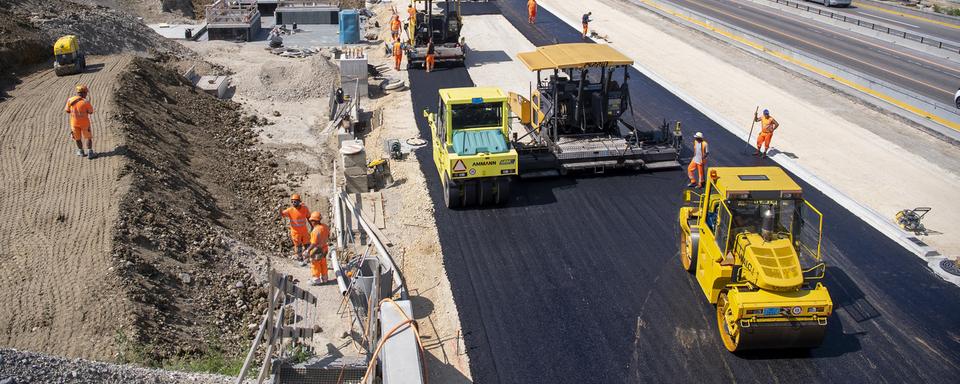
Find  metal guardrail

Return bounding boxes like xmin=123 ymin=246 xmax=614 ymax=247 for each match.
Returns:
xmin=637 ymin=0 xmax=960 ymax=139
xmin=766 ymin=0 xmax=960 ymax=54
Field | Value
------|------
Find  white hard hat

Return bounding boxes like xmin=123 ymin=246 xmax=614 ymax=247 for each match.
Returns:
xmin=694 ymin=132 xmax=703 ymax=139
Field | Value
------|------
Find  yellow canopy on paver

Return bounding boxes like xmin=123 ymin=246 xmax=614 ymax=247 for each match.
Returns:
xmin=517 ymin=43 xmax=634 ymax=71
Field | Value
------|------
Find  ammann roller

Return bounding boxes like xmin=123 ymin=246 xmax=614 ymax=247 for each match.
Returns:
xmin=679 ymin=167 xmax=833 ymax=351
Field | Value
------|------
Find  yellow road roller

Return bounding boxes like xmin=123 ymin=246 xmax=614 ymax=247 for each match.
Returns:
xmin=424 ymin=87 xmax=517 ymax=208
xmin=53 ymin=35 xmax=86 ymax=76
xmin=678 ymin=166 xmax=833 ymax=352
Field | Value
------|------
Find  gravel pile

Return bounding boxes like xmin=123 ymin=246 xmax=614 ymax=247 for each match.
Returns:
xmin=235 ymin=54 xmax=339 ymax=103
xmin=0 ymin=348 xmax=242 ymax=384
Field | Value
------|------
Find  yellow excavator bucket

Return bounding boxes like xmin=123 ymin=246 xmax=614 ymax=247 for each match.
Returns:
xmin=737 ymin=234 xmax=803 ymax=292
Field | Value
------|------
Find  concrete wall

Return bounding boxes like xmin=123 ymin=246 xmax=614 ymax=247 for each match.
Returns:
xmin=276 ymin=8 xmax=339 ymax=25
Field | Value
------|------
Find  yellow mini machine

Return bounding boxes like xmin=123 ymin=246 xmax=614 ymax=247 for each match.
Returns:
xmin=678 ymin=167 xmax=833 ymax=352
xmin=424 ymin=87 xmax=518 ymax=208
xmin=53 ymin=35 xmax=86 ymax=76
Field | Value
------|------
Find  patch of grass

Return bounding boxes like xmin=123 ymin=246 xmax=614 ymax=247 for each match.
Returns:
xmin=285 ymin=343 xmax=313 ymax=365
xmin=114 ymin=329 xmax=154 ymax=366
xmin=162 ymin=350 xmax=247 ymax=376
xmin=932 ymin=4 xmax=960 ymax=17
xmin=114 ymin=327 xmax=253 ymax=376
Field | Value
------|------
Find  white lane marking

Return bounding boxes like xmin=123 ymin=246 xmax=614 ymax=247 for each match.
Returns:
xmin=856 ymin=12 xmax=920 ymax=28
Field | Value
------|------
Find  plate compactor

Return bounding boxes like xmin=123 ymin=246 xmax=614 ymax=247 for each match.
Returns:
xmin=679 ymin=167 xmax=833 ymax=352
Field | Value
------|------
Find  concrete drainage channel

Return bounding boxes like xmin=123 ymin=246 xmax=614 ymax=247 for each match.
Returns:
xmin=628 ymin=0 xmax=960 ymax=142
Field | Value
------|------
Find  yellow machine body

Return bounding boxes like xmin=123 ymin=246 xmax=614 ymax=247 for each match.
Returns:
xmin=424 ymin=87 xmax=517 ymax=208
xmin=678 ymin=166 xmax=833 ymax=352
xmin=53 ymin=35 xmax=86 ymax=76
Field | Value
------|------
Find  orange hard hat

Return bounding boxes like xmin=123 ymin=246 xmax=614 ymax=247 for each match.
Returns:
xmin=309 ymin=211 xmax=322 ymax=222
xmin=75 ymin=84 xmax=88 ymax=94
xmin=291 ymin=193 xmax=301 ymax=201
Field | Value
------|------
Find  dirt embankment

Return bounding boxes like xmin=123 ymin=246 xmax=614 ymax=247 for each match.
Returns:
xmin=0 ymin=0 xmax=192 ymax=98
xmin=109 ymin=57 xmax=289 ymax=363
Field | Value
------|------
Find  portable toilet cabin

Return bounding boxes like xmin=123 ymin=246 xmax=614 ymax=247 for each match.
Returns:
xmin=339 ymin=9 xmax=361 ymax=45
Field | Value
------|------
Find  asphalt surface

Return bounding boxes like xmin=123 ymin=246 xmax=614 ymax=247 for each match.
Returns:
xmin=833 ymin=0 xmax=960 ymax=44
xmin=410 ymin=1 xmax=960 ymax=382
xmin=659 ymin=0 xmax=960 ymax=102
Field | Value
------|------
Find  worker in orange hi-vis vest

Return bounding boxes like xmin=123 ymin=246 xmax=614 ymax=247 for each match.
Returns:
xmin=687 ymin=132 xmax=709 ymax=188
xmin=306 ymin=211 xmax=331 ymax=285
xmin=528 ymin=0 xmax=538 ymax=24
xmin=393 ymin=37 xmax=404 ymax=71
xmin=281 ymin=194 xmax=312 ymax=265
xmin=65 ymin=84 xmax=95 ymax=159
xmin=753 ymin=109 xmax=779 ymax=158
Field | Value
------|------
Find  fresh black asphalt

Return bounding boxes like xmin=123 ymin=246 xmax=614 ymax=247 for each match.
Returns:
xmin=408 ymin=1 xmax=960 ymax=382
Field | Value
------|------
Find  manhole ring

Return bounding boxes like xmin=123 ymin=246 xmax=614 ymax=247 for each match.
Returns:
xmin=940 ymin=259 xmax=960 ymax=277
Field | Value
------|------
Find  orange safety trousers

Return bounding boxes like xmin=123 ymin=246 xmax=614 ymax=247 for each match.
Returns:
xmin=582 ymin=23 xmax=589 ymax=36
xmin=757 ymin=131 xmax=773 ymax=150
xmin=688 ymin=160 xmax=704 ymax=184
xmin=528 ymin=5 xmax=537 ymax=22
xmin=311 ymin=251 xmax=328 ymax=280
xmin=290 ymin=231 xmax=309 ymax=246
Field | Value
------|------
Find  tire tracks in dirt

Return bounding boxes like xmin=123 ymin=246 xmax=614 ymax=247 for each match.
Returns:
xmin=0 ymin=56 xmax=133 ymax=360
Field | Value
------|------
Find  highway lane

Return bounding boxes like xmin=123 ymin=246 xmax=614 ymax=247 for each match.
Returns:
xmin=660 ymin=0 xmax=960 ymax=103
xmin=410 ymin=2 xmax=960 ymax=382
xmin=790 ymin=0 xmax=960 ymax=44
xmin=840 ymin=0 xmax=960 ymax=44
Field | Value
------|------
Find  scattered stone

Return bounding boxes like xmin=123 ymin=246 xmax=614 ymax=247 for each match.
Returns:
xmin=272 ymin=110 xmax=281 ymax=117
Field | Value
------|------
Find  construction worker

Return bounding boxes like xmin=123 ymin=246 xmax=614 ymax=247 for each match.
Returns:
xmin=407 ymin=4 xmax=417 ymax=24
xmin=390 ymin=14 xmax=402 ymax=40
xmin=528 ymin=0 xmax=538 ymax=24
xmin=281 ymin=194 xmax=312 ymax=265
xmin=425 ymin=39 xmax=436 ymax=73
xmin=687 ymin=132 xmax=708 ymax=188
xmin=393 ymin=37 xmax=404 ymax=71
xmin=753 ymin=109 xmax=779 ymax=158
xmin=306 ymin=211 xmax=330 ymax=285
xmin=582 ymin=12 xmax=592 ymax=38
xmin=65 ymin=84 xmax=95 ymax=158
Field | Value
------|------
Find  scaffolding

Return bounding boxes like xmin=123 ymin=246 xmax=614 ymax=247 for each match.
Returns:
xmin=206 ymin=0 xmax=260 ymax=26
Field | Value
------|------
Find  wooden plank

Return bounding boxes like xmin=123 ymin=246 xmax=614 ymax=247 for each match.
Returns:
xmin=374 ymin=192 xmax=386 ymax=230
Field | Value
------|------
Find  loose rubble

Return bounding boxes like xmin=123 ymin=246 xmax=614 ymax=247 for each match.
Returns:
xmin=0 ymin=348 xmax=242 ymax=384
xmin=110 ymin=57 xmax=287 ymax=363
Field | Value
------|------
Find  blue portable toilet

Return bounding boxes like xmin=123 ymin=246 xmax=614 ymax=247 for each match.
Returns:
xmin=339 ymin=9 xmax=361 ymax=45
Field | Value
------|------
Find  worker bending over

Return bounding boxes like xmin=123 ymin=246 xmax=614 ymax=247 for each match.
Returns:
xmin=306 ymin=211 xmax=330 ymax=285
xmin=65 ymin=84 xmax=95 ymax=159
xmin=528 ymin=0 xmax=538 ymax=24
xmin=582 ymin=12 xmax=592 ymax=38
xmin=426 ymin=39 xmax=436 ymax=73
xmin=687 ymin=132 xmax=709 ymax=188
xmin=753 ymin=109 xmax=779 ymax=158
xmin=393 ymin=37 xmax=404 ymax=71
xmin=281 ymin=194 xmax=312 ymax=265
